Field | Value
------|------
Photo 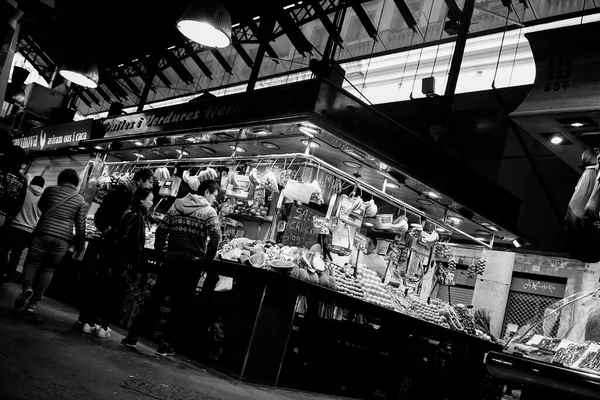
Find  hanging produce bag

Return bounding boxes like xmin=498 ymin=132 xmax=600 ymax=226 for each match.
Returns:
xmin=565 ymin=149 xmax=600 ymax=262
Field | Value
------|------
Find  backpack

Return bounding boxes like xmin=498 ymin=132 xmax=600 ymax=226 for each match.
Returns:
xmin=94 ymin=185 xmax=133 ymax=233
xmin=565 ymin=149 xmax=600 ymax=262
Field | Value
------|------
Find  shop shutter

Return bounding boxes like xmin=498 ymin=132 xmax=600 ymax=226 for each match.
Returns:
xmin=437 ymin=285 xmax=474 ymax=306
xmin=25 ymin=154 xmax=91 ymax=186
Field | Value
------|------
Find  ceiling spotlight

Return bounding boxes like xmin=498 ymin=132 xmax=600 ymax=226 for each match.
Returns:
xmin=251 ymin=128 xmax=272 ymax=136
xmin=230 ymin=145 xmax=246 ymax=152
xmin=134 ymin=140 xmax=144 ymax=146
xmin=512 ymin=238 xmax=525 ymax=248
xmin=571 ymin=122 xmax=585 ymax=128
xmin=262 ymin=141 xmax=280 ymax=150
xmin=343 ymin=161 xmax=361 ymax=169
xmin=385 ymin=182 xmax=399 ymax=189
xmin=435 ymin=227 xmax=446 ymax=233
xmin=447 ymin=216 xmax=463 ymax=223
xmin=185 ymin=137 xmax=197 ymax=143
xmin=417 ymin=199 xmax=433 ymax=206
xmin=176 ymin=149 xmax=190 ymax=156
xmin=550 ymin=135 xmax=564 ymax=145
xmin=176 ymin=1 xmax=232 ymax=48
xmin=298 ymin=122 xmax=319 ymax=137
xmin=199 ymin=146 xmax=216 ymax=155
xmin=94 ymin=146 xmax=105 ymax=151
xmin=152 ymin=149 xmax=166 ymax=157
xmin=59 ymin=60 xmax=99 ymax=88
xmin=301 ymin=139 xmax=320 ymax=148
xmin=475 ymin=237 xmax=488 ymax=242
xmin=133 ymin=152 xmax=146 ymax=159
xmin=379 ymin=162 xmax=388 ymax=170
xmin=481 ymin=222 xmax=500 ymax=232
xmin=475 ymin=230 xmax=492 ymax=236
xmin=363 ymin=222 xmax=374 ymax=228
xmin=426 ymin=191 xmax=441 ymax=199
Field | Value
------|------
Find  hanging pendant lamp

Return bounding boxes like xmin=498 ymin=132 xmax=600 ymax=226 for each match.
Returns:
xmin=177 ymin=1 xmax=232 ymax=48
xmin=59 ymin=60 xmax=99 ymax=89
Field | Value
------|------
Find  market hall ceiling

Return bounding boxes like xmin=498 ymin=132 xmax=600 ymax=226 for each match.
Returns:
xmin=15 ymin=0 xmax=600 ymax=116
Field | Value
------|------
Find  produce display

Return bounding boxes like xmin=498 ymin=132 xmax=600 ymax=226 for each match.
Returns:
xmin=225 ymin=199 xmax=270 ymax=218
xmin=85 ymin=216 xmax=101 ymax=240
xmin=357 ymin=265 xmax=393 ymax=308
xmin=332 ymin=267 xmax=365 ymax=300
xmin=434 ymin=242 xmax=451 ymax=259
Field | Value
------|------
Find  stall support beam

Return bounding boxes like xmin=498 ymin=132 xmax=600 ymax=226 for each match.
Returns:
xmin=247 ymin=18 xmax=276 ymax=92
xmin=0 ymin=1 xmax=23 ymax=120
xmin=444 ymin=0 xmax=475 ymax=99
xmin=137 ymin=56 xmax=160 ymax=112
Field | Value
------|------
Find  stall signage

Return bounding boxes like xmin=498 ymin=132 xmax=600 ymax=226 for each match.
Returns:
xmin=101 ymin=82 xmax=321 ymax=138
xmin=510 ymin=277 xmax=566 ymax=298
xmin=13 ymin=120 xmax=92 ymax=152
xmin=282 ymin=203 xmax=325 ymax=248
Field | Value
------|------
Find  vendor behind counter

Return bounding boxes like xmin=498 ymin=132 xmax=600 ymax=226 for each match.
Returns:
xmin=349 ymin=238 xmax=387 ymax=279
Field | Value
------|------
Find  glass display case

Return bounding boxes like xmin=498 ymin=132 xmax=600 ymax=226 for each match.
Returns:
xmin=485 ymin=289 xmax=600 ymax=400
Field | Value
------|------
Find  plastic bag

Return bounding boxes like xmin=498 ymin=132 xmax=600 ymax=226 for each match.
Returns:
xmin=214 ymin=275 xmax=234 ymax=292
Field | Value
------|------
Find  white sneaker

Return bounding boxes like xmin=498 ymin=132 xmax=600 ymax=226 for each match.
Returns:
xmin=96 ymin=327 xmax=111 ymax=338
xmin=82 ymin=323 xmax=99 ymax=334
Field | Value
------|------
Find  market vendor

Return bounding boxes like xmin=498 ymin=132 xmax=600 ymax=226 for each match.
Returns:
xmin=350 ymin=237 xmax=387 ymax=279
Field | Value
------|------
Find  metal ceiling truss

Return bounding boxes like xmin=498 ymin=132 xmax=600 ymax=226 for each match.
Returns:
xmin=17 ymin=35 xmax=55 ymax=82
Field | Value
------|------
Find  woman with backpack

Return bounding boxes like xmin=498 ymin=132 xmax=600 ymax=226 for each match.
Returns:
xmin=78 ymin=188 xmax=153 ymax=338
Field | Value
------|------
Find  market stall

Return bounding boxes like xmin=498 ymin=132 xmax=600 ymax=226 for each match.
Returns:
xmin=486 ymin=289 xmax=600 ymax=400
xmin=76 ymin=78 xmax=523 ymax=400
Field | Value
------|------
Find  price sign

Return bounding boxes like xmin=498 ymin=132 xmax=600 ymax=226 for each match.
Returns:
xmin=281 ymin=203 xmax=325 ymax=248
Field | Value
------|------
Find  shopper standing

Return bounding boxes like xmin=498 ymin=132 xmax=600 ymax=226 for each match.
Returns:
xmin=73 ymin=168 xmax=155 ymax=329
xmin=0 ymin=145 xmax=28 ymax=231
xmin=121 ymin=179 xmax=222 ymax=356
xmin=0 ymin=176 xmax=45 ymax=286
xmin=79 ymin=188 xmax=153 ymax=338
xmin=14 ymin=169 xmax=87 ymax=314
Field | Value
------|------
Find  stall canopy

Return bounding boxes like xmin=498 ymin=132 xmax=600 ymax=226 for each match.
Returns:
xmin=82 ymin=79 xmax=525 ymax=246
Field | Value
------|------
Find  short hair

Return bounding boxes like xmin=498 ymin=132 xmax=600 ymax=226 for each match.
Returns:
xmin=133 ymin=168 xmax=154 ymax=183
xmin=57 ymin=168 xmax=80 ymax=186
xmin=132 ymin=188 xmax=153 ymax=211
xmin=198 ymin=180 xmax=219 ymax=196
xmin=31 ymin=176 xmax=45 ymax=187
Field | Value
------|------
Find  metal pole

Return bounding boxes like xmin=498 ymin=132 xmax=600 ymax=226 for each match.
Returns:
xmin=240 ymin=285 xmax=268 ymax=379
xmin=323 ymin=0 xmax=346 ymax=63
xmin=274 ymin=295 xmax=300 ymax=387
xmin=137 ymin=56 xmax=159 ymax=112
xmin=444 ymin=0 xmax=476 ymax=98
xmin=247 ymin=18 xmax=275 ymax=92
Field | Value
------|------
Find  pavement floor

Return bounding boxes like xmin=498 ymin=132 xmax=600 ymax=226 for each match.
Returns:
xmin=0 ymin=284 xmax=348 ymax=400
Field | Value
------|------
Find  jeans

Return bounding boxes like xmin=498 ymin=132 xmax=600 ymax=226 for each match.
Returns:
xmin=22 ymin=235 xmax=70 ymax=307
xmin=0 ymin=226 xmax=32 ymax=280
xmin=128 ymin=258 xmax=219 ymax=346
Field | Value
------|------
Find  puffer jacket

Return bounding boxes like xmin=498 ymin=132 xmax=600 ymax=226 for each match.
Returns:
xmin=155 ymin=193 xmax=222 ymax=262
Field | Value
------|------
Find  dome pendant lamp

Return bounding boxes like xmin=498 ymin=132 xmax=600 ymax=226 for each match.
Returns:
xmin=177 ymin=1 xmax=232 ymax=48
xmin=59 ymin=60 xmax=99 ymax=89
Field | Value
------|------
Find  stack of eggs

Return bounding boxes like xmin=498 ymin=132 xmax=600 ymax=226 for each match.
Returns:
xmin=357 ymin=265 xmax=394 ymax=309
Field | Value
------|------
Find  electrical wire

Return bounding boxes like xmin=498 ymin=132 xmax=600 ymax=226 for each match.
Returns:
xmin=491 ymin=7 xmax=510 ymax=89
xmin=508 ymin=6 xmax=527 ymax=86
xmin=397 ymin=30 xmax=417 ymax=101
xmin=431 ymin=4 xmax=450 ymax=77
xmin=410 ymin=0 xmax=436 ymax=98
xmin=360 ymin=0 xmax=387 ymax=95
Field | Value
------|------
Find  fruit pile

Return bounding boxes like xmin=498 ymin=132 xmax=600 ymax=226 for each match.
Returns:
xmin=453 ymin=304 xmax=476 ymax=336
xmin=467 ymin=258 xmax=486 ymax=278
xmin=448 ymin=258 xmax=457 ymax=272
xmin=435 ymin=261 xmax=455 ymax=286
xmin=434 ymin=243 xmax=451 ymax=259
xmin=332 ymin=267 xmax=365 ymax=300
xmin=411 ymin=296 xmax=445 ymax=325
xmin=357 ymin=266 xmax=394 ymax=309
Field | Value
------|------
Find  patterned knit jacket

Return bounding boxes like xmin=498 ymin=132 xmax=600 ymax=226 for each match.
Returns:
xmin=34 ymin=183 xmax=87 ymax=246
xmin=155 ymin=193 xmax=222 ymax=262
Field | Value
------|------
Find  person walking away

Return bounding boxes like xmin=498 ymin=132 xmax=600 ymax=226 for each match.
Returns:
xmin=79 ymin=188 xmax=153 ymax=338
xmin=0 ymin=176 xmax=45 ymax=286
xmin=0 ymin=145 xmax=28 ymax=230
xmin=74 ymin=168 xmax=155 ymax=329
xmin=14 ymin=169 xmax=87 ymax=314
xmin=121 ymin=179 xmax=222 ymax=356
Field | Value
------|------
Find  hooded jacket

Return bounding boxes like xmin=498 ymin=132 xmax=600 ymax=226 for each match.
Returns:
xmin=155 ymin=193 xmax=222 ymax=262
xmin=11 ymin=184 xmax=44 ymax=233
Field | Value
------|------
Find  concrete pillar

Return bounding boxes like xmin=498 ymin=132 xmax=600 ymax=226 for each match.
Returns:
xmin=471 ymin=250 xmax=515 ymax=338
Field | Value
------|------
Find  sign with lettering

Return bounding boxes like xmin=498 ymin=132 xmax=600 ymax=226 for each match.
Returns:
xmin=510 ymin=277 xmax=566 ymax=298
xmin=100 ymin=82 xmax=321 ymax=139
xmin=13 ymin=120 xmax=92 ymax=152
xmin=281 ymin=203 xmax=325 ymax=248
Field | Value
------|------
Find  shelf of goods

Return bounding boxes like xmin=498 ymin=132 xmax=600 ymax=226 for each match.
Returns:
xmin=486 ymin=289 xmax=600 ymax=400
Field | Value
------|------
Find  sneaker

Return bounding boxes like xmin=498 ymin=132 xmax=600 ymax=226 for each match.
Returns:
xmin=14 ymin=288 xmax=33 ymax=309
xmin=156 ymin=342 xmax=175 ymax=357
xmin=97 ymin=327 xmax=111 ymax=338
xmin=82 ymin=323 xmax=99 ymax=334
xmin=121 ymin=336 xmax=138 ymax=350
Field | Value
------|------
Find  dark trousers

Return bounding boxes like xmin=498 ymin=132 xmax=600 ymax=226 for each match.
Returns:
xmin=0 ymin=226 xmax=32 ymax=280
xmin=78 ymin=260 xmax=129 ymax=329
xmin=129 ymin=258 xmax=219 ymax=346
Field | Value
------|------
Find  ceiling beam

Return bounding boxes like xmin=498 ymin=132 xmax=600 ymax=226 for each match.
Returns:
xmin=350 ymin=1 xmax=378 ymax=39
xmin=392 ymin=0 xmax=417 ymax=31
xmin=156 ymin=71 xmax=173 ymax=88
xmin=163 ymin=51 xmax=195 ymax=85
xmin=183 ymin=43 xmax=213 ymax=79
xmin=83 ymin=89 xmax=101 ymax=105
xmin=248 ymin=21 xmax=281 ymax=62
xmin=233 ymin=43 xmax=254 ymax=68
xmin=276 ymin=8 xmax=314 ymax=55
xmin=210 ymin=49 xmax=233 ymax=73
xmin=95 ymin=85 xmax=113 ymax=103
